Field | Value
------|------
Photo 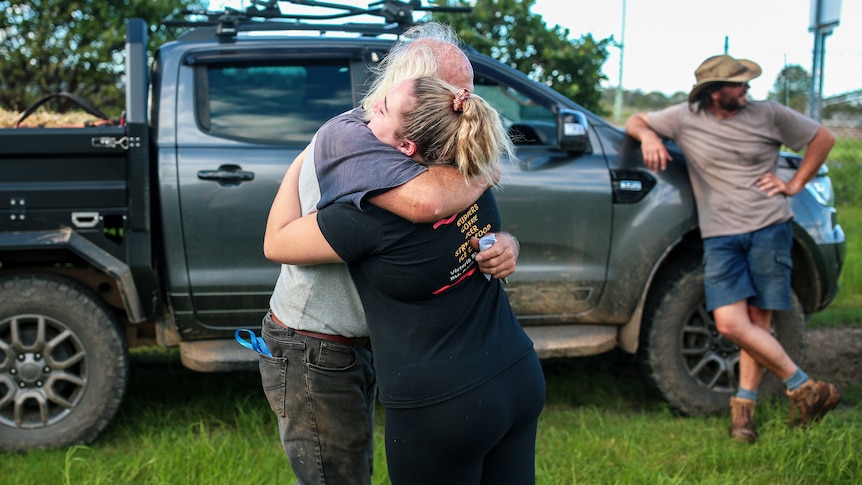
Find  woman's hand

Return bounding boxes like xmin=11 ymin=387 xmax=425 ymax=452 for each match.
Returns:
xmin=471 ymin=232 xmax=519 ymax=281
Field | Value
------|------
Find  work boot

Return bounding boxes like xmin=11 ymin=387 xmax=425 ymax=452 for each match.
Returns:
xmin=787 ymin=379 xmax=841 ymax=427
xmin=730 ymin=397 xmax=758 ymax=443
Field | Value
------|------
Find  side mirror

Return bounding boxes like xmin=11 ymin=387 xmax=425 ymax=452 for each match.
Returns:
xmin=557 ymin=108 xmax=591 ymax=155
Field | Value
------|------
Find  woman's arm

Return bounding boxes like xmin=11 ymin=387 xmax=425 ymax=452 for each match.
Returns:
xmin=263 ymin=148 xmax=343 ymax=265
xmin=263 ymin=149 xmax=305 ymax=260
xmin=264 ymin=211 xmax=343 ymax=265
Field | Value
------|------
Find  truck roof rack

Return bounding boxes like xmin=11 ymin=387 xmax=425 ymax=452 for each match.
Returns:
xmin=164 ymin=0 xmax=471 ymax=41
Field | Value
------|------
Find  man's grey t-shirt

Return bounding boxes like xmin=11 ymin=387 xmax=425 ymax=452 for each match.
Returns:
xmin=268 ymin=108 xmax=426 ymax=337
xmin=646 ymin=100 xmax=819 ymax=238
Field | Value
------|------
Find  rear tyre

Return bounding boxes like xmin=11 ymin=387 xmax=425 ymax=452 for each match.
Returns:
xmin=637 ymin=258 xmax=805 ymax=416
xmin=0 ymin=274 xmax=129 ymax=451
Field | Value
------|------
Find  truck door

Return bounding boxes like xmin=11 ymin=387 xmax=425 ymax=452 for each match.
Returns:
xmin=168 ymin=50 xmax=362 ymax=332
xmin=470 ymin=62 xmax=614 ymax=322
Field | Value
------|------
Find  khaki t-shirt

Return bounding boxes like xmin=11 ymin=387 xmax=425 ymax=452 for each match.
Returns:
xmin=646 ymin=101 xmax=820 ymax=238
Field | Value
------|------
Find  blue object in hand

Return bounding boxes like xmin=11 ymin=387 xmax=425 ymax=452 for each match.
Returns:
xmin=478 ymin=234 xmax=496 ymax=281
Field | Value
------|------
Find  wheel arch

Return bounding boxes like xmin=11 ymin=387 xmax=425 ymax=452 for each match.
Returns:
xmin=618 ymin=229 xmax=703 ymax=353
xmin=789 ymin=223 xmax=822 ymax=314
xmin=0 ymin=229 xmax=145 ymax=323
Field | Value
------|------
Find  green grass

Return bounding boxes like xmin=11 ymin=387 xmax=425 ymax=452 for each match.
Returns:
xmin=810 ymin=205 xmax=862 ymax=327
xmin=827 ymin=140 xmax=862 ymax=212
xmin=806 ymin=136 xmax=861 ymax=326
xmin=1 ymin=348 xmax=859 ymax=484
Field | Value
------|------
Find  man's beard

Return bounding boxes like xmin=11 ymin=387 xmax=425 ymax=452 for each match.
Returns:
xmin=717 ymin=96 xmax=744 ymax=111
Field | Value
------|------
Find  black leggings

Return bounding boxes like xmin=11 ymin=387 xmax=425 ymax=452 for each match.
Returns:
xmin=384 ymin=353 xmax=546 ymax=485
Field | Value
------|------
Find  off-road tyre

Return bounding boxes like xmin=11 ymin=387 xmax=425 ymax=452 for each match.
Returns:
xmin=637 ymin=258 xmax=805 ymax=416
xmin=0 ymin=274 xmax=129 ymax=451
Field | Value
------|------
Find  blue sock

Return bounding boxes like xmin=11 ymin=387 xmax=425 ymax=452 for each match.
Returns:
xmin=784 ymin=368 xmax=810 ymax=391
xmin=735 ymin=387 xmax=758 ymax=402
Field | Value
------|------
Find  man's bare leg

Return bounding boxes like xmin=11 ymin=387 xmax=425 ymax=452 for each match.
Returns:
xmin=716 ymin=301 xmax=795 ymax=442
xmin=713 ymin=300 xmax=796 ymax=380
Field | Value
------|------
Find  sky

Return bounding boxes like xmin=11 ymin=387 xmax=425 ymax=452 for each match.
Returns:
xmin=212 ymin=0 xmax=861 ymax=100
xmin=531 ymin=0 xmax=861 ymax=100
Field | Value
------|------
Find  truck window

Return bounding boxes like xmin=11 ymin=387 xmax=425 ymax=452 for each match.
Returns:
xmin=196 ymin=61 xmax=354 ymax=144
xmin=473 ymin=77 xmax=556 ymax=146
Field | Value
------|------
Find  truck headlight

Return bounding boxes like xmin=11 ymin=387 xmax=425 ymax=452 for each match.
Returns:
xmin=805 ymin=176 xmax=834 ymax=207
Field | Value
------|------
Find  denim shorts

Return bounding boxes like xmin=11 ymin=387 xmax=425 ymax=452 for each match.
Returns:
xmin=702 ymin=220 xmax=793 ymax=312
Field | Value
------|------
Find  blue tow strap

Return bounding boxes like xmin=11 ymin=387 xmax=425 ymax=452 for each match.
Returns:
xmin=235 ymin=329 xmax=272 ymax=357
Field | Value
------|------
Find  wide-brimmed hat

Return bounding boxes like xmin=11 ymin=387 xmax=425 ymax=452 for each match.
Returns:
xmin=688 ymin=54 xmax=762 ymax=103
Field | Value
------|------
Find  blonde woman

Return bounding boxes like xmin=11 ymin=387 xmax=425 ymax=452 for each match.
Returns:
xmin=265 ymin=77 xmax=545 ymax=485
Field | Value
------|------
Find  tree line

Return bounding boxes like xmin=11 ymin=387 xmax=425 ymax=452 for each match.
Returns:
xmin=0 ymin=0 xmax=205 ymax=115
xmin=600 ymin=63 xmax=862 ymax=122
xmin=0 ymin=0 xmax=615 ymax=116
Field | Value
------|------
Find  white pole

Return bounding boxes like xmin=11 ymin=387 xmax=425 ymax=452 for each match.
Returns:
xmin=613 ymin=0 xmax=627 ymax=122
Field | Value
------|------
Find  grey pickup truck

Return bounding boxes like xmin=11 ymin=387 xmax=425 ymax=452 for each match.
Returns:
xmin=0 ymin=1 xmax=845 ymax=452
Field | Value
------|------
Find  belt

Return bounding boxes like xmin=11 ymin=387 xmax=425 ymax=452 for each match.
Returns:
xmin=270 ymin=311 xmax=363 ymax=347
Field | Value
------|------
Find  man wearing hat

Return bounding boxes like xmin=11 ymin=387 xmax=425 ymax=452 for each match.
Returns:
xmin=625 ymin=54 xmax=840 ymax=443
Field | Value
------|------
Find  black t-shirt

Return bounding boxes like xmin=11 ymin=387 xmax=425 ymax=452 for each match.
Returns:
xmin=317 ymin=190 xmax=534 ymax=408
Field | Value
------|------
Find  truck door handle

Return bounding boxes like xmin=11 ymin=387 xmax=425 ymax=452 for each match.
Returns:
xmin=197 ymin=164 xmax=255 ymax=186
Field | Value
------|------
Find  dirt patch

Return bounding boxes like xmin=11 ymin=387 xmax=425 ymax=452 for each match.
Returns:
xmin=800 ymin=326 xmax=862 ymax=387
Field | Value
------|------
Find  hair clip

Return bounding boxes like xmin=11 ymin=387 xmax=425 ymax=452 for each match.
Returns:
xmin=453 ymin=88 xmax=470 ymax=112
